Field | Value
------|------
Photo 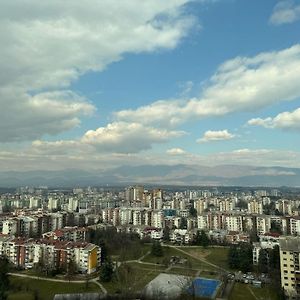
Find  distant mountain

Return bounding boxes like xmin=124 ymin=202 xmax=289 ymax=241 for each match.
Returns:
xmin=0 ymin=164 xmax=299 ymax=187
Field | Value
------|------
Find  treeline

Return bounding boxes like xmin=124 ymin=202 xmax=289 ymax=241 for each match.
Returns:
xmin=89 ymin=227 xmax=148 ymax=261
xmin=0 ymin=256 xmax=9 ymax=300
xmin=228 ymin=243 xmax=253 ymax=272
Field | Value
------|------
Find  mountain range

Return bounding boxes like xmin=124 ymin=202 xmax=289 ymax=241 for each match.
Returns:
xmin=0 ymin=164 xmax=299 ymax=187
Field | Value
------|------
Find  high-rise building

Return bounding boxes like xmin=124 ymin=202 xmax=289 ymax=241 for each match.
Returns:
xmin=279 ymin=236 xmax=300 ymax=299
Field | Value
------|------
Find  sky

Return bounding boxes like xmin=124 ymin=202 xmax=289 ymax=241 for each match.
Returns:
xmin=1 ymin=0 xmax=300 ymax=171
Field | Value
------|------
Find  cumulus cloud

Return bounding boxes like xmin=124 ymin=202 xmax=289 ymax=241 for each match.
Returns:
xmin=0 ymin=0 xmax=195 ymax=142
xmin=166 ymin=148 xmax=186 ymax=155
xmin=115 ymin=44 xmax=300 ymax=126
xmin=32 ymin=122 xmax=185 ymax=154
xmin=197 ymin=130 xmax=235 ymax=143
xmin=81 ymin=122 xmax=185 ymax=153
xmin=0 ymin=90 xmax=95 ymax=142
xmin=270 ymin=1 xmax=300 ymax=25
xmin=248 ymin=107 xmax=300 ymax=130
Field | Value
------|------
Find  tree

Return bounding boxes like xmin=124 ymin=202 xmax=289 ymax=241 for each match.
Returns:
xmin=189 ymin=207 xmax=197 ymax=218
xmin=228 ymin=244 xmax=253 ymax=272
xmin=228 ymin=246 xmax=239 ymax=269
xmin=269 ymin=245 xmax=280 ymax=270
xmin=66 ymin=259 xmax=77 ymax=280
xmin=236 ymin=200 xmax=247 ymax=209
xmin=258 ymin=249 xmax=269 ymax=273
xmin=194 ymin=230 xmax=210 ymax=248
xmin=0 ymin=256 xmax=9 ymax=300
xmin=270 ymin=221 xmax=282 ymax=234
xmin=249 ymin=230 xmax=259 ymax=243
xmin=239 ymin=243 xmax=253 ymax=273
xmin=98 ymin=240 xmax=107 ymax=263
xmin=179 ymin=217 xmax=187 ymax=229
xmin=163 ymin=227 xmax=170 ymax=242
xmin=100 ymin=258 xmax=114 ymax=282
xmin=151 ymin=241 xmax=164 ymax=257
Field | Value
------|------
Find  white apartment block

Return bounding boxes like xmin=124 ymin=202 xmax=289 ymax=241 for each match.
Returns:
xmin=248 ymin=200 xmax=263 ymax=214
xmin=197 ymin=215 xmax=209 ymax=230
xmin=2 ymin=219 xmax=17 ymax=235
xmin=152 ymin=210 xmax=164 ymax=229
xmin=219 ymin=199 xmax=235 ymax=212
xmin=194 ymin=199 xmax=208 ymax=215
xmin=48 ymin=198 xmax=58 ymax=211
xmin=290 ymin=218 xmax=300 ymax=236
xmin=224 ymin=215 xmax=243 ymax=232
xmin=256 ymin=216 xmax=271 ymax=235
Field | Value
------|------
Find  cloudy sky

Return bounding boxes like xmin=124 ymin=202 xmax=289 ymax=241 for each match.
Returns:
xmin=1 ymin=0 xmax=300 ymax=171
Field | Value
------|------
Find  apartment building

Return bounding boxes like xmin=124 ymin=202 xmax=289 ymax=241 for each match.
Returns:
xmin=0 ymin=237 xmax=100 ymax=274
xmin=279 ymin=236 xmax=300 ymax=299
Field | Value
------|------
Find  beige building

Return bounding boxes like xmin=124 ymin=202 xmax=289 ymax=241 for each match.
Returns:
xmin=248 ymin=199 xmax=263 ymax=214
xmin=279 ymin=236 xmax=300 ymax=299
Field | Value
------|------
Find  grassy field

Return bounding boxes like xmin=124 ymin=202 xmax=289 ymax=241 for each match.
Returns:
xmin=177 ymin=246 xmax=230 ymax=270
xmin=125 ymin=261 xmax=166 ymax=271
xmin=8 ymin=276 xmax=101 ymax=300
xmin=167 ymin=267 xmax=198 ymax=277
xmin=229 ymin=283 xmax=279 ymax=300
xmin=141 ymin=246 xmax=217 ymax=271
xmin=101 ymin=263 xmax=161 ymax=294
xmin=205 ymin=247 xmax=230 ymax=270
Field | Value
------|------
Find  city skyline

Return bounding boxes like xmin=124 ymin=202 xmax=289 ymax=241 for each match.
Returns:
xmin=1 ymin=0 xmax=300 ymax=172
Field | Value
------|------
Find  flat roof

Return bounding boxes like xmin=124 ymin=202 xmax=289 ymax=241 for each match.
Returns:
xmin=279 ymin=236 xmax=300 ymax=252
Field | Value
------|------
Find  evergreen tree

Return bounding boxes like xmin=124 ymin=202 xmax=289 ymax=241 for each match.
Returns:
xmin=151 ymin=241 xmax=164 ymax=257
xmin=98 ymin=240 xmax=107 ymax=263
xmin=194 ymin=230 xmax=210 ymax=248
xmin=239 ymin=244 xmax=253 ymax=273
xmin=163 ymin=227 xmax=170 ymax=242
xmin=189 ymin=207 xmax=197 ymax=218
xmin=258 ymin=249 xmax=269 ymax=273
xmin=228 ymin=246 xmax=239 ymax=269
xmin=100 ymin=258 xmax=114 ymax=282
xmin=0 ymin=256 xmax=9 ymax=300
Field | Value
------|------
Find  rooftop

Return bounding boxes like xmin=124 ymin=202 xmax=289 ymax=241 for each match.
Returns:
xmin=279 ymin=236 xmax=300 ymax=252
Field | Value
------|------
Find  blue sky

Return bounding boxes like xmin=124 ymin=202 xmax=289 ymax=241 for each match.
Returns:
xmin=0 ymin=0 xmax=300 ymax=170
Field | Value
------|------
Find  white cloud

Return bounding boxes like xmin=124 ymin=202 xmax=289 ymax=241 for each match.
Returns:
xmin=81 ymin=122 xmax=185 ymax=153
xmin=116 ymin=44 xmax=300 ymax=126
xmin=0 ymin=0 xmax=195 ymax=142
xmin=32 ymin=122 xmax=185 ymax=154
xmin=270 ymin=1 xmax=300 ymax=25
xmin=1 ymin=147 xmax=300 ymax=171
xmin=166 ymin=148 xmax=186 ymax=155
xmin=197 ymin=130 xmax=235 ymax=143
xmin=248 ymin=107 xmax=300 ymax=130
xmin=0 ymin=90 xmax=95 ymax=142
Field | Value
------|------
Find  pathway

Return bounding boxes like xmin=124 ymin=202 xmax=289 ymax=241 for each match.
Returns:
xmin=8 ymin=272 xmax=107 ymax=295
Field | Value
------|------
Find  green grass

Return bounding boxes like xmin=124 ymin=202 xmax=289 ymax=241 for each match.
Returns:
xmin=8 ymin=276 xmax=101 ymax=300
xmin=177 ymin=246 xmax=230 ymax=270
xmin=229 ymin=283 xmax=280 ymax=300
xmin=167 ymin=267 xmax=198 ymax=277
xmin=101 ymin=264 xmax=161 ymax=294
xmin=125 ymin=262 xmax=166 ymax=271
xmin=142 ymin=246 xmax=216 ymax=271
xmin=8 ymin=292 xmax=34 ymax=300
xmin=200 ymin=270 xmax=221 ymax=279
xmin=112 ymin=243 xmax=151 ymax=262
xmin=205 ymin=247 xmax=230 ymax=270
